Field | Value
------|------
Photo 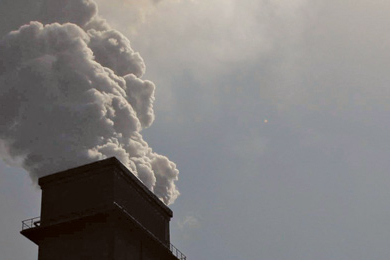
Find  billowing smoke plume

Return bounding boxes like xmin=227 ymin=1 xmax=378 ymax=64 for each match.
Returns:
xmin=0 ymin=0 xmax=179 ymax=204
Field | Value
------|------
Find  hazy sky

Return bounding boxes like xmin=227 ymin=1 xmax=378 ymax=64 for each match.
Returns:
xmin=1 ymin=1 xmax=390 ymax=260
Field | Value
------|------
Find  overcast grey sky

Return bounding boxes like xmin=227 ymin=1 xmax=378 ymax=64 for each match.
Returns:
xmin=1 ymin=0 xmax=390 ymax=260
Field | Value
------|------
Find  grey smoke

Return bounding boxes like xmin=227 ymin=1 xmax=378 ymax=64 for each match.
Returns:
xmin=0 ymin=0 xmax=179 ymax=204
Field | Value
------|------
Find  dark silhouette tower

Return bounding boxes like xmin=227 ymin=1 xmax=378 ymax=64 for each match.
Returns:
xmin=21 ymin=157 xmax=186 ymax=260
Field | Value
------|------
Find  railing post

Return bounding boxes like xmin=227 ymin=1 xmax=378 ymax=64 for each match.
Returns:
xmin=21 ymin=217 xmax=41 ymax=230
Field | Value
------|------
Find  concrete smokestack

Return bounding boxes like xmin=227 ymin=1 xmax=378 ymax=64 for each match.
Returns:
xmin=21 ymin=157 xmax=186 ymax=260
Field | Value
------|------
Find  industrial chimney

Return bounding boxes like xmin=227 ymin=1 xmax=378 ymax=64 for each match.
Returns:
xmin=20 ymin=157 xmax=186 ymax=260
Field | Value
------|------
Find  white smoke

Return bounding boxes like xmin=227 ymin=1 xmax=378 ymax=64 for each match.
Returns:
xmin=0 ymin=0 xmax=179 ymax=204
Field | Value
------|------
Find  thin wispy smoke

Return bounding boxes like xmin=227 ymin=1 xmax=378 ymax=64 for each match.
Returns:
xmin=0 ymin=0 xmax=179 ymax=204
xmin=93 ymin=0 xmax=166 ymax=33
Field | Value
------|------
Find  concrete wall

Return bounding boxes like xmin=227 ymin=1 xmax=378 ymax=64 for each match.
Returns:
xmin=37 ymin=215 xmax=114 ymax=260
xmin=113 ymin=169 xmax=170 ymax=244
xmin=114 ymin=218 xmax=178 ymax=260
xmin=40 ymin=168 xmax=114 ymax=225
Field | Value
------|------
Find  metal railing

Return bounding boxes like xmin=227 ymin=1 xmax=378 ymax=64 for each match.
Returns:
xmin=21 ymin=217 xmax=41 ymax=230
xmin=113 ymin=202 xmax=187 ymax=260
xmin=170 ymin=243 xmax=186 ymax=260
xmin=21 ymin=212 xmax=187 ymax=260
